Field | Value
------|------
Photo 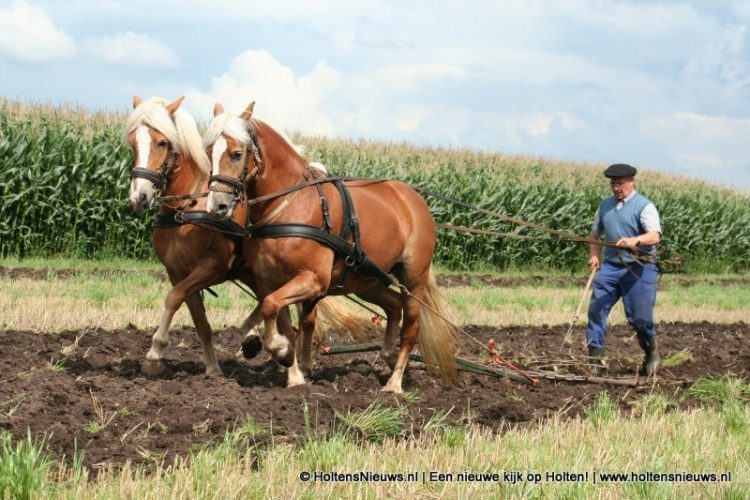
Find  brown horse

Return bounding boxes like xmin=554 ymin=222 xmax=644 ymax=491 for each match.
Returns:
xmin=125 ymin=96 xmax=369 ymax=385
xmin=204 ymin=101 xmax=457 ymax=393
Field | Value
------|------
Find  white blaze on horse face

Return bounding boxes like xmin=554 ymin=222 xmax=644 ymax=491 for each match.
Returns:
xmin=129 ymin=125 xmax=157 ymax=210
xmin=211 ymin=137 xmax=227 ymax=177
xmin=135 ymin=125 xmax=152 ymax=170
xmin=207 ymin=137 xmax=228 ymax=214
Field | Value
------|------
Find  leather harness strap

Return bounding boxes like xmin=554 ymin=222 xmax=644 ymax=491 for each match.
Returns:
xmin=153 ymin=213 xmax=183 ymax=229
xmin=248 ymin=176 xmax=395 ymax=290
xmin=249 ymin=223 xmax=396 ymax=290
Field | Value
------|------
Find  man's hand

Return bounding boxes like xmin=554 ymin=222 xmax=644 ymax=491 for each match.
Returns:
xmin=615 ymin=236 xmax=639 ymax=247
xmin=588 ymin=254 xmax=600 ymax=272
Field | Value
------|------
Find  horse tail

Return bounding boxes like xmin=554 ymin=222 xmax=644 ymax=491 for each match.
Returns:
xmin=417 ymin=266 xmax=459 ymax=383
xmin=315 ymin=296 xmax=377 ymax=343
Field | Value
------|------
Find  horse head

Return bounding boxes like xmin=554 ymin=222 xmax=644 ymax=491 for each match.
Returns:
xmin=204 ymin=101 xmax=260 ymax=219
xmin=124 ymin=96 xmax=210 ymax=214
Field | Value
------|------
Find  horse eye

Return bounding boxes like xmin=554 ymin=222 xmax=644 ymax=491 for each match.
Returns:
xmin=157 ymin=140 xmax=168 ymax=149
xmin=230 ymin=151 xmax=243 ymax=161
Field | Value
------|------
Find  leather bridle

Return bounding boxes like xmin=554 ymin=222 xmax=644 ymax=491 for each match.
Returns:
xmin=130 ymin=141 xmax=178 ymax=197
xmin=207 ymin=122 xmax=263 ymax=213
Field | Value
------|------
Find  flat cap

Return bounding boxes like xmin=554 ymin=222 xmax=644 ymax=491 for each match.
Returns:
xmin=604 ymin=163 xmax=637 ymax=178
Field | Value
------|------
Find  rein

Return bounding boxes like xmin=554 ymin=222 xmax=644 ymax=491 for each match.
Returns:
xmin=203 ymin=120 xmax=680 ymax=270
xmin=416 ymin=187 xmax=683 ymax=269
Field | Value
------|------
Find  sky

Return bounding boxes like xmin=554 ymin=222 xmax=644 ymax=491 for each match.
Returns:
xmin=1 ymin=0 xmax=749 ymax=191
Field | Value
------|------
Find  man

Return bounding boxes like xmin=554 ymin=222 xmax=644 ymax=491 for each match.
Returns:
xmin=586 ymin=163 xmax=662 ymax=376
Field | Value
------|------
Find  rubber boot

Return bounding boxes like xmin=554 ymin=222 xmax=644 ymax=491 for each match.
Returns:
xmin=639 ymin=339 xmax=660 ymax=376
xmin=587 ymin=346 xmax=606 ymax=376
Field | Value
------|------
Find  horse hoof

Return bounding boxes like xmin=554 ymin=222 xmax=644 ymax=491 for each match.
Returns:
xmin=146 ymin=349 xmax=163 ymax=362
xmin=241 ymin=336 xmax=263 ymax=359
xmin=276 ymin=351 xmax=295 ymax=368
xmin=287 ymin=376 xmax=307 ymax=388
xmin=379 ymin=350 xmax=397 ymax=370
xmin=380 ymin=385 xmax=403 ymax=394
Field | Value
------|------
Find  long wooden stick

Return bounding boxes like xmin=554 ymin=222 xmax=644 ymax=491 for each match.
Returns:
xmin=559 ymin=268 xmax=597 ymax=353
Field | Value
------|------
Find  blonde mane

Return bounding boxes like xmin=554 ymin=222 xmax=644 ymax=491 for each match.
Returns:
xmin=203 ymin=110 xmax=304 ymax=158
xmin=125 ymin=97 xmax=211 ymax=175
xmin=203 ymin=112 xmax=251 ymax=147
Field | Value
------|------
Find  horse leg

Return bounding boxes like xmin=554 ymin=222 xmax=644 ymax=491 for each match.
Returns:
xmin=146 ymin=276 xmax=190 ymax=361
xmin=237 ymin=304 xmax=264 ymax=359
xmin=298 ymin=301 xmax=318 ymax=375
xmin=146 ymin=302 xmax=177 ymax=361
xmin=184 ymin=293 xmax=222 ymax=376
xmin=146 ymin=263 xmax=224 ymax=369
xmin=382 ymin=286 xmax=425 ymax=394
xmin=260 ymin=272 xmax=324 ymax=374
xmin=355 ymin=287 xmax=403 ymax=369
xmin=274 ymin=306 xmax=306 ymax=387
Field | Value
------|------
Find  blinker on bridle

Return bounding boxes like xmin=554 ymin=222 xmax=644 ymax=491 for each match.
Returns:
xmin=130 ymin=146 xmax=177 ymax=195
xmin=208 ymin=122 xmax=263 ymax=207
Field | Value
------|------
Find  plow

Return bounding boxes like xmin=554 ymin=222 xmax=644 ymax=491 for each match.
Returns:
xmin=319 ymin=339 xmax=682 ymax=388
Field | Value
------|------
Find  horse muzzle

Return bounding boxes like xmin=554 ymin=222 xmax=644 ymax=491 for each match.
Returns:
xmin=206 ymin=191 xmax=235 ymax=220
xmin=129 ymin=181 xmax=155 ymax=214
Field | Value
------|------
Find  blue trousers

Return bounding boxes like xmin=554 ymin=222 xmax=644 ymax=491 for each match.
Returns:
xmin=586 ymin=261 xmax=658 ymax=351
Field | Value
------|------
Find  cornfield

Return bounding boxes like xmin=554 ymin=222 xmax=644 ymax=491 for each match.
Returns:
xmin=2 ymin=99 xmax=749 ymax=272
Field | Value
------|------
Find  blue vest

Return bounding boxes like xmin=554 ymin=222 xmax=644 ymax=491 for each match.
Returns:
xmin=597 ymin=193 xmax=656 ymax=263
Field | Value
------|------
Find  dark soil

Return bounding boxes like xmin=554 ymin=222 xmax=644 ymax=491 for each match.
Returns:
xmin=1 ymin=322 xmax=747 ymax=470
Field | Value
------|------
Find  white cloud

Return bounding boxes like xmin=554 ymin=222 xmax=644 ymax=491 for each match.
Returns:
xmin=186 ymin=49 xmax=343 ymax=135
xmin=84 ymin=31 xmax=181 ymax=68
xmin=521 ymin=113 xmax=554 ymax=137
xmin=186 ymin=48 xmax=593 ymax=153
xmin=0 ymin=1 xmax=74 ymax=64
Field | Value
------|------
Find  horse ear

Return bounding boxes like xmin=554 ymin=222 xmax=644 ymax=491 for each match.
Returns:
xmin=240 ymin=101 xmax=255 ymax=122
xmin=213 ymin=102 xmax=225 ymax=116
xmin=166 ymin=96 xmax=185 ymax=115
xmin=132 ymin=96 xmax=143 ymax=109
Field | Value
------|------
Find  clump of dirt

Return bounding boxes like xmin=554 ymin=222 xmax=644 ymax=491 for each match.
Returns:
xmin=0 ymin=322 xmax=747 ymax=470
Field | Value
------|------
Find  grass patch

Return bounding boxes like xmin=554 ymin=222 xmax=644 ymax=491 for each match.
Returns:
xmin=632 ymin=393 xmax=671 ymax=418
xmin=49 ymin=357 xmax=69 ymax=373
xmin=685 ymin=376 xmax=750 ymax=406
xmin=400 ymin=391 xmax=425 ymax=404
xmin=0 ymin=430 xmax=51 ymax=500
xmin=661 ymin=349 xmax=693 ymax=368
xmin=336 ymin=400 xmax=405 ymax=444
xmin=583 ymin=392 xmax=617 ymax=426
